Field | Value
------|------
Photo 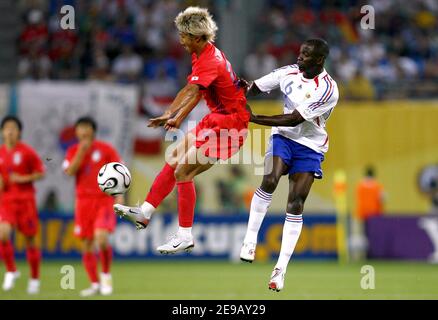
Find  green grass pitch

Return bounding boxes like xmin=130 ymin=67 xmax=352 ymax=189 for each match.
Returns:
xmin=1 ymin=260 xmax=437 ymax=300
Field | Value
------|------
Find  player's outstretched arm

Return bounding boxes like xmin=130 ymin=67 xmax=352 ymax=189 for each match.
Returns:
xmin=163 ymin=84 xmax=202 ymax=130
xmin=250 ymin=109 xmax=306 ymax=127
xmin=238 ymin=78 xmax=262 ymax=97
xmin=148 ymin=83 xmax=202 ymax=128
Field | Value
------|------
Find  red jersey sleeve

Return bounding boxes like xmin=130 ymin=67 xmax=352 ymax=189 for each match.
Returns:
xmin=62 ymin=145 xmax=76 ymax=172
xmin=188 ymin=55 xmax=218 ymax=89
xmin=27 ymin=146 xmax=45 ymax=174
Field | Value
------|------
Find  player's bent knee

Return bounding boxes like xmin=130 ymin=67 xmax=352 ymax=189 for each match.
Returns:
xmin=0 ymin=225 xmax=11 ymax=242
xmin=287 ymin=198 xmax=305 ymax=214
xmin=174 ymin=166 xmax=192 ymax=182
xmin=165 ymin=150 xmax=179 ymax=167
xmin=261 ymin=175 xmax=280 ymax=193
xmin=82 ymin=239 xmax=95 ymax=253
xmin=95 ymin=233 xmax=109 ymax=248
xmin=25 ymin=236 xmax=36 ymax=247
xmin=0 ymin=230 xmax=6 ymax=241
xmin=97 ymin=240 xmax=109 ymax=250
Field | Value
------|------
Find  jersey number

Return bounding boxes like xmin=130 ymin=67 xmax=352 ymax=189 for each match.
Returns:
xmin=285 ymin=80 xmax=293 ymax=95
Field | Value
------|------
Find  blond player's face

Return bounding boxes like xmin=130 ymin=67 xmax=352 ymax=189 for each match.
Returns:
xmin=1 ymin=121 xmax=20 ymax=144
xmin=178 ymin=32 xmax=196 ymax=53
xmin=75 ymin=124 xmax=94 ymax=142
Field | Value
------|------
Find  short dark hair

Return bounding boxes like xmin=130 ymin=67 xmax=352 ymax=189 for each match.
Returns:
xmin=365 ymin=165 xmax=375 ymax=178
xmin=75 ymin=116 xmax=97 ymax=132
xmin=304 ymin=38 xmax=330 ymax=60
xmin=1 ymin=115 xmax=23 ymax=131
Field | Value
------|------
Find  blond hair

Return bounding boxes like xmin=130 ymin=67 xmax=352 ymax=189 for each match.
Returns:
xmin=175 ymin=6 xmax=218 ymax=42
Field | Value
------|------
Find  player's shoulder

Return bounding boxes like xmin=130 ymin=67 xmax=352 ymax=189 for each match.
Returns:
xmin=320 ymin=70 xmax=338 ymax=87
xmin=65 ymin=142 xmax=78 ymax=153
xmin=205 ymin=43 xmax=232 ymax=69
xmin=271 ymin=64 xmax=299 ymax=77
xmin=95 ymin=140 xmax=117 ymax=152
xmin=63 ymin=143 xmax=79 ymax=159
xmin=197 ymin=43 xmax=218 ymax=60
xmin=17 ymin=142 xmax=38 ymax=154
xmin=317 ymin=70 xmax=339 ymax=98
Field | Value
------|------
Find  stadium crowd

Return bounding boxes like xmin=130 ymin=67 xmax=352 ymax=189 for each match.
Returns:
xmin=17 ymin=0 xmax=438 ymax=99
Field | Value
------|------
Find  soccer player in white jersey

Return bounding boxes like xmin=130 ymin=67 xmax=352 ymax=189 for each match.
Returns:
xmin=239 ymin=39 xmax=339 ymax=292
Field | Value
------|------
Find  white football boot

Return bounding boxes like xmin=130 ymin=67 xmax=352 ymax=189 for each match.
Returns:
xmin=99 ymin=273 xmax=113 ymax=296
xmin=240 ymin=242 xmax=256 ymax=263
xmin=2 ymin=271 xmax=20 ymax=291
xmin=27 ymin=279 xmax=40 ymax=295
xmin=113 ymin=204 xmax=149 ymax=230
xmin=268 ymin=267 xmax=285 ymax=292
xmin=80 ymin=283 xmax=100 ymax=297
xmin=157 ymin=232 xmax=194 ymax=254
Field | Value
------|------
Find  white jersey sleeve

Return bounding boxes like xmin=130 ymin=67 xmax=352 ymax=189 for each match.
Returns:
xmin=254 ymin=65 xmax=298 ymax=93
xmin=295 ymin=76 xmax=339 ymax=121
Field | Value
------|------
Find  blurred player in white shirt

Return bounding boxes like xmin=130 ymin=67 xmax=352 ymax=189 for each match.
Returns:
xmin=239 ymin=39 xmax=339 ymax=292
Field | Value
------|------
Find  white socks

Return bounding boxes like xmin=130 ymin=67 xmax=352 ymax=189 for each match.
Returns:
xmin=243 ymin=188 xmax=273 ymax=244
xmin=275 ymin=213 xmax=303 ymax=271
xmin=141 ymin=201 xmax=155 ymax=219
xmin=178 ymin=227 xmax=192 ymax=238
xmin=141 ymin=201 xmax=192 ymax=238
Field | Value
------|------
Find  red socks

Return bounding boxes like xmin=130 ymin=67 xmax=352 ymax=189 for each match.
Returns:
xmin=177 ymin=181 xmax=196 ymax=227
xmin=0 ymin=240 xmax=17 ymax=272
xmin=83 ymin=246 xmax=112 ymax=283
xmin=99 ymin=246 xmax=112 ymax=274
xmin=26 ymin=247 xmax=41 ymax=279
xmin=0 ymin=241 xmax=40 ymax=279
xmin=146 ymin=163 xmax=196 ymax=228
xmin=82 ymin=252 xmax=98 ymax=283
xmin=146 ymin=163 xmax=176 ymax=208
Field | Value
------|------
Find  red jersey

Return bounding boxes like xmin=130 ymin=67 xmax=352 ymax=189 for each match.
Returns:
xmin=63 ymin=140 xmax=121 ymax=198
xmin=0 ymin=142 xmax=45 ymax=201
xmin=188 ymin=42 xmax=248 ymax=118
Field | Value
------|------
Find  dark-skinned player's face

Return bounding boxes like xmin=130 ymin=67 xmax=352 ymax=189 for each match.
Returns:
xmin=297 ymin=44 xmax=321 ymax=72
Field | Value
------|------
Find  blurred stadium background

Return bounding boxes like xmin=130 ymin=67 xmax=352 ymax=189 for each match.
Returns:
xmin=1 ymin=0 xmax=438 ymax=299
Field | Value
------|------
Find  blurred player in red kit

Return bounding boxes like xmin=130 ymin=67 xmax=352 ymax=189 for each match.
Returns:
xmin=114 ymin=6 xmax=250 ymax=254
xmin=0 ymin=115 xmax=45 ymax=294
xmin=63 ymin=117 xmax=123 ymax=297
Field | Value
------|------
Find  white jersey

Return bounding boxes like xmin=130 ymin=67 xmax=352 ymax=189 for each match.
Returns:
xmin=254 ymin=64 xmax=339 ymax=154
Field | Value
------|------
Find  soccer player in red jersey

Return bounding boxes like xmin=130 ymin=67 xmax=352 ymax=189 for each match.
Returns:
xmin=0 ymin=116 xmax=45 ymax=294
xmin=114 ymin=7 xmax=249 ymax=254
xmin=63 ymin=117 xmax=123 ymax=297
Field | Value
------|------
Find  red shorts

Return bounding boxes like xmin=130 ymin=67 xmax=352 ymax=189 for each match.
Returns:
xmin=193 ymin=112 xmax=249 ymax=160
xmin=0 ymin=198 xmax=39 ymax=237
xmin=74 ymin=196 xmax=116 ymax=239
